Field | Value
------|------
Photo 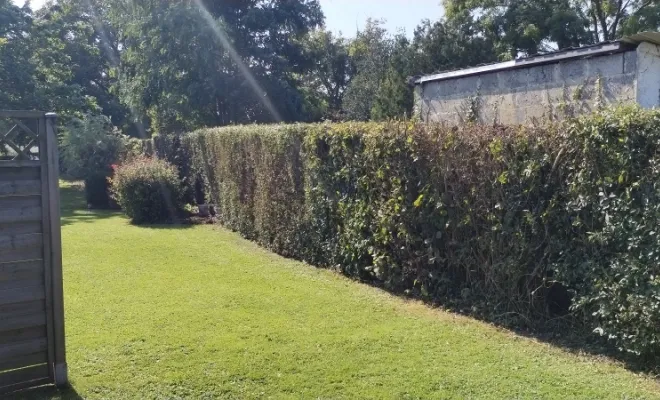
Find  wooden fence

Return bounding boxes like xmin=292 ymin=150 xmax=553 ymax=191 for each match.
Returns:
xmin=0 ymin=111 xmax=67 ymax=393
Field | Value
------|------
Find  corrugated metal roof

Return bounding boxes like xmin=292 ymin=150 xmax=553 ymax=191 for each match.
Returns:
xmin=414 ymin=32 xmax=660 ymax=85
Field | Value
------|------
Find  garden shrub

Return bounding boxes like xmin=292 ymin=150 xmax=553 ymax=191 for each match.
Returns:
xmin=110 ymin=157 xmax=184 ymax=224
xmin=61 ymin=114 xmax=126 ymax=208
xmin=183 ymin=106 xmax=660 ymax=361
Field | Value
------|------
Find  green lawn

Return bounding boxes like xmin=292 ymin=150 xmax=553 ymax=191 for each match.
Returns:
xmin=13 ymin=183 xmax=660 ymax=399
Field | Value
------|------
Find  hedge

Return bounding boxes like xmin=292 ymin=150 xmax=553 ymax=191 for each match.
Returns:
xmin=183 ymin=106 xmax=660 ymax=360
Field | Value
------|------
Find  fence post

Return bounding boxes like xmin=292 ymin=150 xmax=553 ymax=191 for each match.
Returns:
xmin=45 ymin=113 xmax=68 ymax=387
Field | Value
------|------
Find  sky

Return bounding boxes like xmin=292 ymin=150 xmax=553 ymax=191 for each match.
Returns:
xmin=13 ymin=0 xmax=444 ymax=37
xmin=319 ymin=0 xmax=444 ymax=37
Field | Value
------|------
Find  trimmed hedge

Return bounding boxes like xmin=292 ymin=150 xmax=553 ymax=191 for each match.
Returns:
xmin=184 ymin=106 xmax=660 ymax=360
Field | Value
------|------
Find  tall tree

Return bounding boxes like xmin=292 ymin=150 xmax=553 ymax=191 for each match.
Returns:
xmin=301 ymin=30 xmax=353 ymax=120
xmin=444 ymin=0 xmax=660 ymax=57
xmin=371 ymin=33 xmax=414 ymax=120
xmin=111 ymin=0 xmax=324 ymax=133
xmin=0 ymin=0 xmax=39 ymax=109
xmin=342 ymin=19 xmax=392 ymax=121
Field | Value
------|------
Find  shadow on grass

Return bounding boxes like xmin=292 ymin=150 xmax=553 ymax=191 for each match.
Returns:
xmin=4 ymin=384 xmax=83 ymax=400
xmin=59 ymin=184 xmax=119 ymax=228
xmin=59 ymin=182 xmax=194 ymax=230
xmin=361 ymin=278 xmax=660 ymax=377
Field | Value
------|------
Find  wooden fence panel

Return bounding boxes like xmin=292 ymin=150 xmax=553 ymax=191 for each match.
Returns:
xmin=0 ymin=111 xmax=67 ymax=394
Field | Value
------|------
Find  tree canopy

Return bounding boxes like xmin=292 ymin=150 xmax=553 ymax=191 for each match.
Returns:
xmin=0 ymin=0 xmax=657 ymax=132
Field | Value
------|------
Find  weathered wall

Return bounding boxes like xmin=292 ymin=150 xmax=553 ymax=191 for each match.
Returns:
xmin=636 ymin=42 xmax=660 ymax=108
xmin=417 ymin=50 xmax=639 ymax=125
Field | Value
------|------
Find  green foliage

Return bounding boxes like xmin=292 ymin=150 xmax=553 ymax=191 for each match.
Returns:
xmin=61 ymin=114 xmax=126 ymax=208
xmin=111 ymin=157 xmax=184 ymax=224
xmin=61 ymin=114 xmax=124 ymax=179
xmin=150 ymin=133 xmax=199 ymax=204
xmin=113 ymin=0 xmax=324 ymax=131
xmin=555 ymin=107 xmax=660 ymax=358
xmin=55 ymin=182 xmax=660 ymax=399
xmin=444 ymin=0 xmax=660 ymax=54
xmin=185 ymin=107 xmax=660 ymax=361
xmin=300 ymin=30 xmax=354 ymax=120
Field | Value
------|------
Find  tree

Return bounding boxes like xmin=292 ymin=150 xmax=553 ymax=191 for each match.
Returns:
xmin=0 ymin=0 xmax=39 ymax=109
xmin=111 ymin=0 xmax=324 ymax=133
xmin=342 ymin=19 xmax=392 ymax=121
xmin=301 ymin=30 xmax=353 ymax=120
xmin=36 ymin=0 xmax=133 ymax=131
xmin=412 ymin=15 xmax=499 ymax=74
xmin=0 ymin=0 xmax=127 ymax=126
xmin=575 ymin=0 xmax=660 ymax=42
xmin=443 ymin=0 xmax=660 ymax=58
xmin=371 ymin=33 xmax=414 ymax=120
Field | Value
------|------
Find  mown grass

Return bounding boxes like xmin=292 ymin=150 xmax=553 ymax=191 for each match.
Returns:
xmin=13 ymin=182 xmax=660 ymax=399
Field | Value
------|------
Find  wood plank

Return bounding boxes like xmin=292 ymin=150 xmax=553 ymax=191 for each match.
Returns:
xmin=0 ymin=278 xmax=44 ymax=291
xmin=0 ymin=234 xmax=43 ymax=263
xmin=0 ymin=377 xmax=51 ymax=395
xmin=0 ymin=352 xmax=47 ymax=373
xmin=45 ymin=115 xmax=67 ymax=386
xmin=0 ymin=196 xmax=41 ymax=224
xmin=0 ymin=311 xmax=46 ymax=334
xmin=0 ymin=300 xmax=45 ymax=317
xmin=0 ymin=167 xmax=40 ymax=181
xmin=0 ymin=180 xmax=41 ymax=196
xmin=0 ymin=314 xmax=46 ymax=334
xmin=0 ymin=161 xmax=41 ymax=168
xmin=0 ymin=221 xmax=42 ymax=236
xmin=0 ymin=339 xmax=47 ymax=360
xmin=0 ymin=325 xmax=46 ymax=346
xmin=0 ymin=261 xmax=44 ymax=283
xmin=0 ymin=247 xmax=43 ymax=264
xmin=0 ymin=364 xmax=49 ymax=389
xmin=39 ymin=117 xmax=56 ymax=384
xmin=0 ymin=234 xmax=42 ymax=250
xmin=0 ymin=286 xmax=45 ymax=306
xmin=0 ymin=111 xmax=45 ymax=119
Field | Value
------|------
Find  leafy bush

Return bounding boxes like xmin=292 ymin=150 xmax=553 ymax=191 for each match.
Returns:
xmin=150 ymin=133 xmax=200 ymax=204
xmin=110 ymin=157 xmax=184 ymax=224
xmin=183 ymin=106 xmax=660 ymax=361
xmin=61 ymin=114 xmax=126 ymax=208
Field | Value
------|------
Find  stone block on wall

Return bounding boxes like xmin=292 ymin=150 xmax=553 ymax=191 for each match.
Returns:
xmin=479 ymin=73 xmax=500 ymax=94
xmin=559 ymin=60 xmax=587 ymax=83
xmin=500 ymin=68 xmax=529 ymax=89
xmin=624 ymin=51 xmax=637 ymax=74
xmin=588 ymin=53 xmax=625 ymax=77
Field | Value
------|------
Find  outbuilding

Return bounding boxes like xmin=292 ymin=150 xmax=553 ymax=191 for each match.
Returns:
xmin=413 ymin=32 xmax=660 ymax=124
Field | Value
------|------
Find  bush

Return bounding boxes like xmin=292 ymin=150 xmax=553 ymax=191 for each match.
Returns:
xmin=61 ymin=114 xmax=126 ymax=208
xmin=84 ymin=174 xmax=113 ymax=209
xmin=183 ymin=106 xmax=660 ymax=361
xmin=110 ymin=157 xmax=184 ymax=224
xmin=150 ymin=133 xmax=200 ymax=204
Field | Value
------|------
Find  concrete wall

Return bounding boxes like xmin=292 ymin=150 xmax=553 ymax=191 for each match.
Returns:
xmin=636 ymin=42 xmax=660 ymax=108
xmin=417 ymin=50 xmax=642 ymax=125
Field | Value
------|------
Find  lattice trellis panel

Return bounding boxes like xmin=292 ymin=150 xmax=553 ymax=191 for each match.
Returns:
xmin=0 ymin=117 xmax=40 ymax=161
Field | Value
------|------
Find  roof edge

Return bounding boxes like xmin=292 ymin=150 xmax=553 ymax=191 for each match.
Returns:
xmin=415 ymin=41 xmax=629 ymax=85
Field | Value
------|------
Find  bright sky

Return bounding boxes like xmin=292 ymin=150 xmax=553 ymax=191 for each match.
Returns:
xmin=319 ymin=0 xmax=444 ymax=37
xmin=13 ymin=0 xmax=444 ymax=37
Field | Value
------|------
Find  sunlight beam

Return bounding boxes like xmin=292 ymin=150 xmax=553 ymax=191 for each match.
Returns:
xmin=191 ymin=0 xmax=283 ymax=122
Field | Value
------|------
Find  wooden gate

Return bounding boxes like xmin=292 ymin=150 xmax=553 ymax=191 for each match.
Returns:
xmin=0 ymin=111 xmax=67 ymax=393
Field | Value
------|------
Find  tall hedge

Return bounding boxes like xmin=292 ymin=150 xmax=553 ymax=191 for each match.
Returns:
xmin=184 ymin=106 xmax=660 ymax=360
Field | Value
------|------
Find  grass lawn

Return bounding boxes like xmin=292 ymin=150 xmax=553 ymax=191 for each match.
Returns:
xmin=12 ymin=182 xmax=660 ymax=399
